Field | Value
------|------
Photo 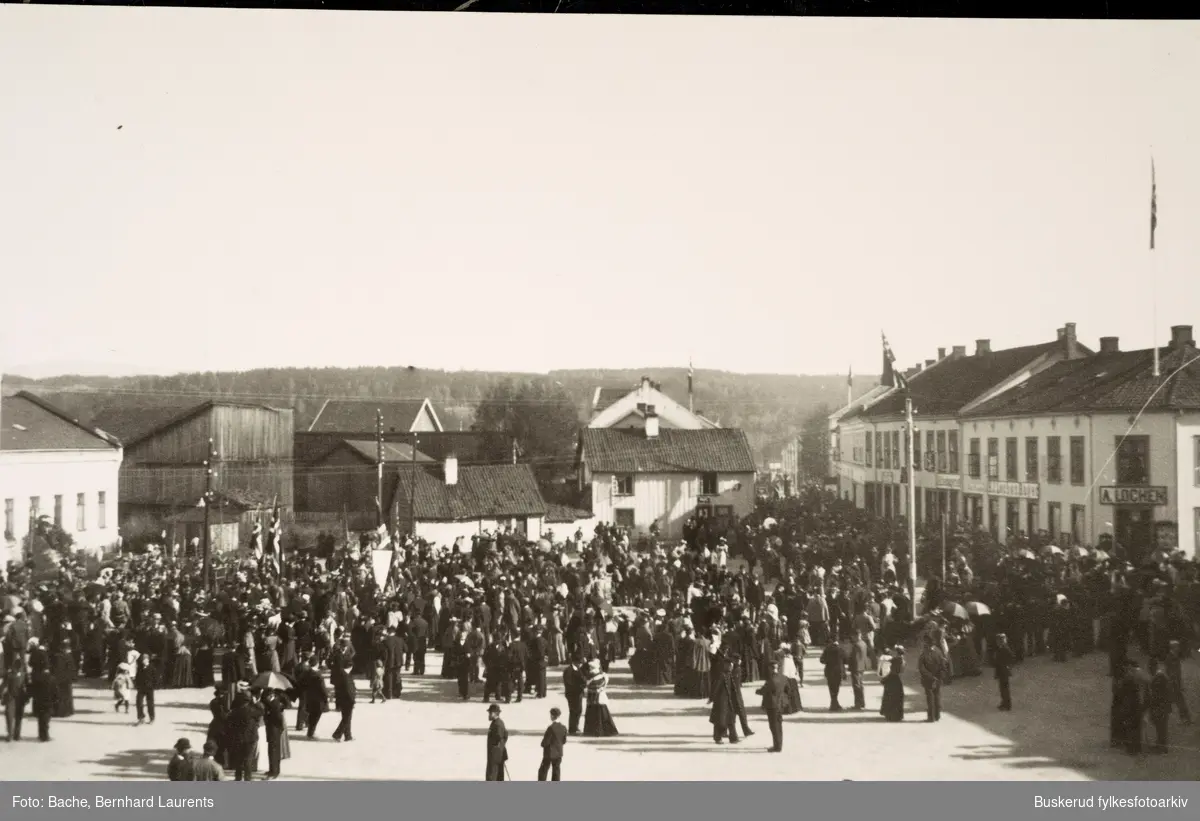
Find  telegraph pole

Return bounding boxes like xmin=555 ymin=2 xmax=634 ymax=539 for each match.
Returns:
xmin=409 ymin=432 xmax=419 ymax=538
xmin=202 ymin=437 xmax=217 ymax=592
xmin=376 ymin=410 xmax=384 ymax=528
xmin=905 ymin=398 xmax=918 ymax=619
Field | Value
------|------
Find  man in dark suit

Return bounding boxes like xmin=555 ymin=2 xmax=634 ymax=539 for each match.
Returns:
xmin=847 ymin=630 xmax=870 ymax=710
xmin=756 ymin=660 xmax=788 ymax=752
xmin=1148 ymin=657 xmax=1172 ymax=753
xmin=28 ymin=661 xmax=55 ymax=742
xmin=383 ymin=628 xmax=405 ymax=699
xmin=299 ymin=656 xmax=328 ymax=739
xmin=918 ymin=635 xmax=948 ymax=722
xmin=485 ymin=703 xmax=508 ymax=781
xmin=190 ymin=741 xmax=225 ymax=781
xmin=537 ymin=706 xmax=568 ymax=781
xmin=562 ymin=657 xmax=586 ymax=734
xmin=993 ymin=633 xmax=1015 ymax=711
xmin=528 ymin=625 xmax=549 ymax=700
xmin=508 ymin=633 xmax=529 ymax=703
xmin=331 ymin=662 xmax=356 ymax=742
xmin=409 ymin=613 xmax=429 ymax=676
xmin=224 ymin=690 xmax=262 ymax=781
xmin=819 ymin=638 xmax=845 ymax=712
xmin=2 ymin=663 xmax=28 ymax=742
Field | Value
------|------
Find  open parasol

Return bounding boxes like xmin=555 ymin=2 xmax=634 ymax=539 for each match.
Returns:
xmin=1041 ymin=544 xmax=1064 ymax=557
xmin=762 ymin=517 xmax=778 ymax=530
xmin=251 ymin=671 xmax=292 ymax=691
xmin=455 ymin=574 xmax=475 ymax=589
xmin=942 ymin=601 xmax=969 ymax=620
xmin=1069 ymin=546 xmax=1090 ymax=559
xmin=1014 ymin=548 xmax=1036 ymax=560
xmin=965 ymin=601 xmax=990 ymax=617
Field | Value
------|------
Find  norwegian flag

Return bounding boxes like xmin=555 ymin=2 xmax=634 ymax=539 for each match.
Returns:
xmin=881 ymin=332 xmax=909 ymax=392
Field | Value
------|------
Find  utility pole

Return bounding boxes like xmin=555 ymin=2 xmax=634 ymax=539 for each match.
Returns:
xmin=409 ymin=432 xmax=418 ymax=538
xmin=512 ymin=438 xmax=518 ymax=465
xmin=941 ymin=509 xmax=948 ymax=581
xmin=202 ymin=437 xmax=217 ymax=592
xmin=905 ymin=397 xmax=918 ymax=619
xmin=376 ymin=410 xmax=384 ymax=528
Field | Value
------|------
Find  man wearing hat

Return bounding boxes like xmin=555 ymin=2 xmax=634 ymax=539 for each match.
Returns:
xmin=485 ymin=704 xmax=508 ymax=781
xmin=1164 ymin=640 xmax=1192 ymax=726
xmin=167 ymin=738 xmax=195 ymax=781
xmin=993 ymin=633 xmax=1014 ymax=711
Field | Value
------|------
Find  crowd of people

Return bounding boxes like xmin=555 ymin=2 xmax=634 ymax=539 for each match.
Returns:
xmin=2 ymin=485 xmax=1198 ymax=777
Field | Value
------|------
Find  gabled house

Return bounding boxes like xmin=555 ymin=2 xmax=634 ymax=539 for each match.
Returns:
xmin=307 ymin=398 xmax=443 ymax=434
xmin=577 ymin=419 xmax=757 ymax=539
xmin=1 ymin=392 xmax=123 ymax=561
xmin=589 ymin=377 xmax=718 ymax=431
xmin=296 ymin=438 xmax=435 ymax=525
xmin=390 ymin=457 xmax=548 ymax=545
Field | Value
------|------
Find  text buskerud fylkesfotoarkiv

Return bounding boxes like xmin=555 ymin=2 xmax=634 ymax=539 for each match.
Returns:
xmin=12 ymin=796 xmax=217 ymax=810
xmin=1035 ymin=795 xmax=1190 ymax=811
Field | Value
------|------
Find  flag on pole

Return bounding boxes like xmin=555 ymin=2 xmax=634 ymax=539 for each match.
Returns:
xmin=267 ymin=505 xmax=282 ymax=575
xmin=847 ymin=365 xmax=853 ymax=390
xmin=688 ymin=359 xmax=694 ymax=394
xmin=881 ymin=332 xmax=909 ymax=391
xmin=1150 ymin=158 xmax=1157 ymax=251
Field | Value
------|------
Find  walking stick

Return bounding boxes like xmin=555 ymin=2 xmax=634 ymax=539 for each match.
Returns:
xmin=504 ymin=763 xmax=512 ymax=781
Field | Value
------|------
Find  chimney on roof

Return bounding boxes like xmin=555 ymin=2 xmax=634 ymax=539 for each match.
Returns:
xmin=1099 ymin=336 xmax=1120 ymax=354
xmin=937 ymin=348 xmax=946 ymax=360
xmin=444 ymin=454 xmax=458 ymax=486
xmin=1056 ymin=327 xmax=1065 ymax=341
xmin=975 ymin=339 xmax=991 ymax=356
xmin=1170 ymin=325 xmax=1194 ymax=348
xmin=1062 ymin=322 xmax=1077 ymax=357
xmin=645 ymin=410 xmax=659 ymax=439
xmin=925 ymin=359 xmax=935 ymax=368
xmin=952 ymin=345 xmax=966 ymax=357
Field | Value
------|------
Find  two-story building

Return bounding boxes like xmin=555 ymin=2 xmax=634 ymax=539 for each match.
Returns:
xmin=1 ymin=392 xmax=123 ymax=563
xmin=962 ymin=325 xmax=1200 ymax=559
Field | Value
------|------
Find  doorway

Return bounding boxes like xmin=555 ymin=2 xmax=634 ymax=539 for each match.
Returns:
xmin=1114 ymin=507 xmax=1153 ymax=564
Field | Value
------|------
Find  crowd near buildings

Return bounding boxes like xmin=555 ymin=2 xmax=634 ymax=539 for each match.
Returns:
xmin=830 ymin=323 xmax=1200 ymax=562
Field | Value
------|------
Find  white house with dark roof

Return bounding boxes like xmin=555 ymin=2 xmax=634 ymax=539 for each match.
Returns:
xmin=589 ymin=377 xmax=718 ymax=431
xmin=1 ymin=392 xmax=123 ymax=563
xmin=577 ymin=421 xmax=756 ymax=540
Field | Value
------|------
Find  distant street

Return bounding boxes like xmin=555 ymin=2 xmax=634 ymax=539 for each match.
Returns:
xmin=7 ymin=650 xmax=1198 ymax=781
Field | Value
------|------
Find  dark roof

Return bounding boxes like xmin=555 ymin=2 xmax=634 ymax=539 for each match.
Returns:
xmin=45 ymin=396 xmax=285 ymax=447
xmin=392 ymin=463 xmax=547 ymax=521
xmin=1 ymin=393 xmax=121 ymax=452
xmin=856 ymin=342 xmax=1062 ymax=420
xmin=308 ymin=399 xmax=436 ymax=434
xmin=580 ymin=428 xmax=756 ymax=474
xmin=544 ymin=504 xmax=593 ymax=523
xmin=294 ymin=430 xmax=484 ymax=465
xmin=966 ymin=344 xmax=1200 ymax=416
xmin=340 ymin=440 xmax=435 ymax=464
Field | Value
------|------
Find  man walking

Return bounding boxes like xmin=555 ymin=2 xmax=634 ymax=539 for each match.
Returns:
xmin=331 ymin=661 xmax=356 ymax=742
xmin=410 ymin=612 xmax=429 ymax=676
xmin=756 ymin=659 xmax=788 ymax=752
xmin=485 ymin=704 xmax=508 ymax=781
xmin=1164 ymin=641 xmax=1192 ymax=726
xmin=562 ymin=657 xmax=586 ymax=735
xmin=847 ymin=630 xmax=870 ymax=710
xmin=820 ymin=638 xmax=845 ymax=712
xmin=993 ymin=633 xmax=1014 ymax=711
xmin=918 ymin=635 xmax=948 ymax=722
xmin=1147 ymin=657 xmax=1172 ymax=754
xmin=2 ymin=663 xmax=27 ymax=742
xmin=537 ymin=707 xmax=567 ymax=781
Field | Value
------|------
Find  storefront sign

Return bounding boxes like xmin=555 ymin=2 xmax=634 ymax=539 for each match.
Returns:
xmin=988 ymin=481 xmax=1040 ymax=500
xmin=935 ymin=475 xmax=962 ymax=491
xmin=963 ymin=478 xmax=987 ymax=494
xmin=878 ymin=470 xmax=895 ymax=484
xmin=1099 ymin=486 xmax=1168 ymax=506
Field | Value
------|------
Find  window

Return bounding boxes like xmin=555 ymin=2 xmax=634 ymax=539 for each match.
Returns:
xmin=54 ymin=495 xmax=63 ymax=528
xmin=925 ymin=488 xmax=937 ymax=523
xmin=968 ymin=438 xmax=981 ymax=478
xmin=30 ymin=496 xmax=40 ymax=523
xmin=614 ymin=475 xmax=634 ymax=496
xmin=76 ymin=493 xmax=86 ymax=531
xmin=614 ymin=509 xmax=635 ymax=528
xmin=909 ymin=430 xmax=919 ymax=472
xmin=936 ymin=431 xmax=947 ymax=473
xmin=1025 ymin=437 xmax=1039 ymax=482
xmin=988 ymin=497 xmax=1000 ymax=540
xmin=1195 ymin=508 xmax=1200 ymax=556
xmin=1070 ymin=436 xmax=1086 ymax=485
xmin=1027 ymin=501 xmax=1039 ymax=535
xmin=1047 ymin=437 xmax=1062 ymax=484
xmin=3 ymin=499 xmax=12 ymax=540
xmin=1115 ymin=436 xmax=1149 ymax=485
xmin=948 ymin=431 xmax=959 ymax=474
xmin=1070 ymin=504 xmax=1087 ymax=545
xmin=891 ymin=432 xmax=900 ymax=472
xmin=913 ymin=488 xmax=922 ymax=522
xmin=1006 ymin=499 xmax=1020 ymax=537
xmin=1195 ymin=438 xmax=1200 ymax=486
xmin=98 ymin=491 xmax=107 ymax=529
xmin=700 ymin=473 xmax=718 ymax=495
xmin=1005 ymin=438 xmax=1018 ymax=481
xmin=987 ymin=438 xmax=1000 ymax=480
xmin=924 ymin=431 xmax=935 ymax=471
xmin=866 ymin=433 xmax=874 ymax=467
xmin=1047 ymin=502 xmax=1061 ymax=538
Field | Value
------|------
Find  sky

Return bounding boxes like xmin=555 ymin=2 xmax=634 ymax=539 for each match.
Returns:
xmin=1 ymin=9 xmax=1198 ymax=380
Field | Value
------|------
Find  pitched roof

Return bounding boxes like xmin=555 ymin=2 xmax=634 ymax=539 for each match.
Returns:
xmin=44 ymin=396 xmax=285 ymax=446
xmin=544 ymin=503 xmax=593 ymax=523
xmin=857 ymin=342 xmax=1061 ymax=419
xmin=966 ymin=344 xmax=1200 ymax=417
xmin=308 ymin=399 xmax=439 ymax=434
xmin=1 ymin=392 xmax=121 ymax=452
xmin=593 ymin=387 xmax=633 ymax=414
xmin=339 ymin=440 xmax=435 ymax=464
xmin=392 ymin=463 xmax=547 ymax=521
xmin=580 ymin=428 xmax=756 ymax=474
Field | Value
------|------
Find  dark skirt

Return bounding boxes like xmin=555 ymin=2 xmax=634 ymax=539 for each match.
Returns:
xmin=880 ymin=675 xmax=905 ymax=722
xmin=781 ymin=679 xmax=803 ymax=714
xmin=53 ymin=681 xmax=75 ymax=717
xmin=583 ymin=704 xmax=619 ymax=737
xmin=171 ymin=654 xmax=194 ymax=689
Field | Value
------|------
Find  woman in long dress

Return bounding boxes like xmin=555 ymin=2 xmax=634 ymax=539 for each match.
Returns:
xmin=547 ymin=610 xmax=566 ymax=668
xmin=50 ymin=635 xmax=77 ymax=718
xmin=264 ymin=633 xmax=282 ymax=675
xmin=879 ymin=647 xmax=906 ymax=722
xmin=261 ymin=688 xmax=291 ymax=780
xmin=582 ymin=660 xmax=619 ymax=737
xmin=170 ymin=626 xmax=193 ymax=689
xmin=777 ymin=644 xmax=803 ymax=714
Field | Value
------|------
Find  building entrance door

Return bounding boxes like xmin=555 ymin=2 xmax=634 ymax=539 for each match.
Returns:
xmin=1114 ymin=507 xmax=1153 ymax=564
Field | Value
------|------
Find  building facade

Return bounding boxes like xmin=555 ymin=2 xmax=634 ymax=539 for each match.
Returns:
xmin=1 ymin=392 xmax=123 ymax=563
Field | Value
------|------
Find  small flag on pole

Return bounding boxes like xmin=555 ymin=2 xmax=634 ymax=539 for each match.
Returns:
xmin=847 ymin=365 xmax=853 ymax=389
xmin=688 ymin=359 xmax=694 ymax=395
xmin=882 ymin=332 xmax=909 ymax=392
xmin=1150 ymin=158 xmax=1157 ymax=251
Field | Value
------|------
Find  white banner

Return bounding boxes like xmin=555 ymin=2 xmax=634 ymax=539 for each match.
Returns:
xmin=371 ymin=549 xmax=393 ymax=589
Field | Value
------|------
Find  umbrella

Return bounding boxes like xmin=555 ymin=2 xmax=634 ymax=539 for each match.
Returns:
xmin=1015 ymin=549 xmax=1036 ymax=560
xmin=942 ymin=602 xmax=969 ymax=620
xmin=762 ymin=517 xmax=778 ymax=530
xmin=1069 ymin=546 xmax=1090 ymax=559
xmin=1041 ymin=545 xmax=1064 ymax=557
xmin=965 ymin=601 xmax=990 ymax=617
xmin=1093 ymin=549 xmax=1111 ymax=561
xmin=455 ymin=574 xmax=475 ymax=589
xmin=536 ymin=538 xmax=552 ymax=552
xmin=251 ymin=671 xmax=292 ymax=691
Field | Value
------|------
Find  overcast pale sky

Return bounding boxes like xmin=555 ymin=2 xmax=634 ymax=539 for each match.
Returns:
xmin=1 ymin=9 xmax=1197 ymax=379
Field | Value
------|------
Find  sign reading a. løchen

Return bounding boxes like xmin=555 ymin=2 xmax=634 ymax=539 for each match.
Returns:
xmin=1099 ymin=486 xmax=1169 ymax=506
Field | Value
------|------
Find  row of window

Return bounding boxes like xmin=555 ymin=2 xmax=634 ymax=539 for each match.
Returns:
xmin=613 ymin=473 xmax=720 ymax=496
xmin=3 ymin=492 xmax=108 ymax=540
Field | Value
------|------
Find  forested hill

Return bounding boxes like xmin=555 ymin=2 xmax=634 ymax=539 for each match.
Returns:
xmin=3 ymin=367 xmax=879 ymax=463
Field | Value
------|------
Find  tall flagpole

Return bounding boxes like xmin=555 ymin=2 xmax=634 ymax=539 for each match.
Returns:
xmin=906 ymin=396 xmax=918 ymax=618
xmin=1151 ymin=156 xmax=1160 ymax=378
